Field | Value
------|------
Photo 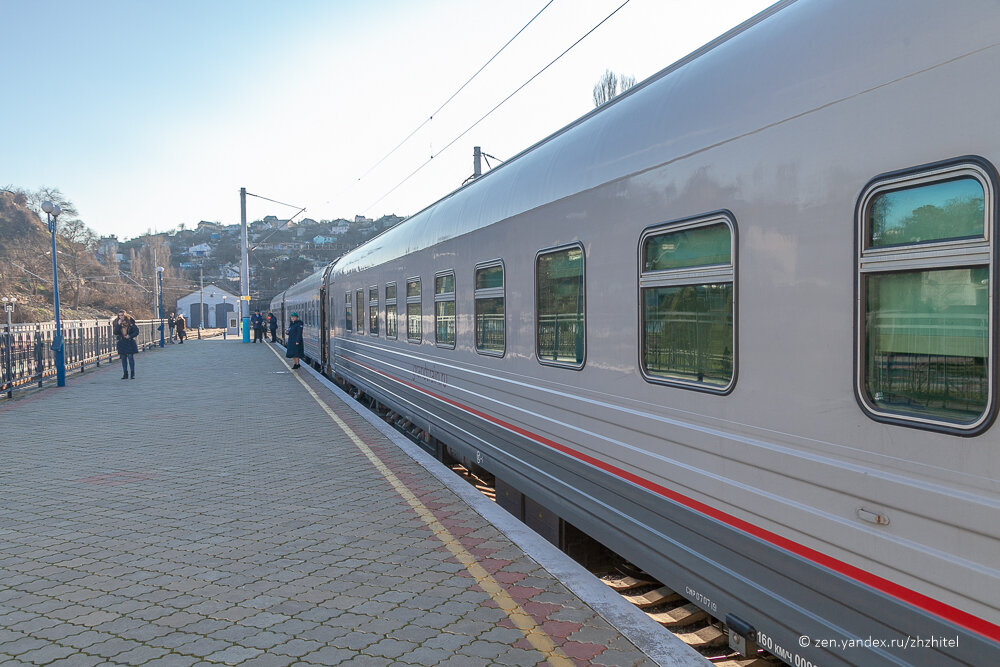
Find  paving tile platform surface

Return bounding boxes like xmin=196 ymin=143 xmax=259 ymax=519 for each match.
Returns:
xmin=0 ymin=338 xmax=703 ymax=666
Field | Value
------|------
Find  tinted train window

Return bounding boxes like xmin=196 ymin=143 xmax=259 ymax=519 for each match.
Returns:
xmin=369 ymin=286 xmax=379 ymax=336
xmin=406 ymin=278 xmax=421 ymax=343
xmin=475 ymin=262 xmax=505 ymax=356
xmin=858 ymin=162 xmax=995 ymax=432
xmin=536 ymin=245 xmax=585 ymax=367
xmin=345 ymin=291 xmax=352 ymax=332
xmin=385 ymin=283 xmax=397 ymax=340
xmin=356 ymin=290 xmax=364 ymax=334
xmin=435 ymin=271 xmax=456 ymax=348
xmin=639 ymin=215 xmax=735 ymax=392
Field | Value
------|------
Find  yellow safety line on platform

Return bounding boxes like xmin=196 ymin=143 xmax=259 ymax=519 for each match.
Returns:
xmin=270 ymin=349 xmax=573 ymax=666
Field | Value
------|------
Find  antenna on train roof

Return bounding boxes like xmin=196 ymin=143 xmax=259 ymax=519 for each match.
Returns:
xmin=463 ymin=146 xmax=505 ymax=185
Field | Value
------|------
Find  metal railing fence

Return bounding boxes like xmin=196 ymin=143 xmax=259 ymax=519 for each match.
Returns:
xmin=1 ymin=319 xmax=160 ymax=398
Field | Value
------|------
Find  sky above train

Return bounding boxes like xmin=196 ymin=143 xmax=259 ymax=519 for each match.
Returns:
xmin=3 ymin=0 xmax=775 ymax=239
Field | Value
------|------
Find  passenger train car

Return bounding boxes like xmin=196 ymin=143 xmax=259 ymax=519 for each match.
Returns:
xmin=272 ymin=1 xmax=1000 ymax=664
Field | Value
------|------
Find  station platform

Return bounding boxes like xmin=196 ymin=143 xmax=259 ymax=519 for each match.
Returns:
xmin=0 ymin=337 xmax=708 ymax=666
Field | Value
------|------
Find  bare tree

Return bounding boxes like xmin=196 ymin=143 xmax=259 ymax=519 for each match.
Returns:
xmin=593 ymin=69 xmax=637 ymax=108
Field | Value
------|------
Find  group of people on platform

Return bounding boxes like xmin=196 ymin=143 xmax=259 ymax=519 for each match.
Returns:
xmin=250 ymin=311 xmax=279 ymax=343
xmin=111 ymin=308 xmax=304 ymax=380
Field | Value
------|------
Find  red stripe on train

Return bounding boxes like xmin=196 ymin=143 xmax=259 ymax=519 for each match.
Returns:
xmin=340 ymin=353 xmax=1000 ymax=644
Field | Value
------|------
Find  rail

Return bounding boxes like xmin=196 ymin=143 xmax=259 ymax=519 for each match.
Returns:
xmin=0 ymin=319 xmax=162 ymax=399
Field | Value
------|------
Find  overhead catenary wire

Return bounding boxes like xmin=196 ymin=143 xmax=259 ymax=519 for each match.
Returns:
xmin=356 ymin=0 xmax=555 ymax=184
xmin=363 ymin=0 xmax=632 ymax=214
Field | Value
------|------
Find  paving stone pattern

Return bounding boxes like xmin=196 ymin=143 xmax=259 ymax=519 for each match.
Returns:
xmin=0 ymin=338 xmax=657 ymax=666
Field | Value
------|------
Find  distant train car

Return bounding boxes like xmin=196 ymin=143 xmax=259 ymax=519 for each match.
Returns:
xmin=281 ymin=1 xmax=1000 ymax=664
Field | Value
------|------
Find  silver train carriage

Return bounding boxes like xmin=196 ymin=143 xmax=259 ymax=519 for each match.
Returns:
xmin=281 ymin=1 xmax=1000 ymax=664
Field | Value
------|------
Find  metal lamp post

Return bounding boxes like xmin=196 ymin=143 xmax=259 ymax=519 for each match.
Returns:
xmin=222 ymin=295 xmax=227 ymax=340
xmin=41 ymin=201 xmax=66 ymax=387
xmin=2 ymin=296 xmax=15 ymax=398
xmin=156 ymin=266 xmax=165 ymax=347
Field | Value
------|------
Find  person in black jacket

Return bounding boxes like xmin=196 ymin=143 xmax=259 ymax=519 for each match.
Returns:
xmin=113 ymin=310 xmax=140 ymax=379
xmin=252 ymin=311 xmax=265 ymax=343
xmin=267 ymin=311 xmax=278 ymax=343
xmin=285 ymin=312 xmax=304 ymax=369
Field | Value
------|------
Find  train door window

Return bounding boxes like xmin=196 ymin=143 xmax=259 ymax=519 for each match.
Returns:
xmin=639 ymin=213 xmax=736 ymax=392
xmin=406 ymin=277 xmax=421 ymax=343
xmin=435 ymin=271 xmax=456 ymax=348
xmin=369 ymin=286 xmax=379 ymax=336
xmin=345 ymin=291 xmax=352 ymax=332
xmin=356 ymin=290 xmax=364 ymax=334
xmin=536 ymin=244 xmax=585 ymax=367
xmin=857 ymin=160 xmax=995 ymax=432
xmin=385 ymin=283 xmax=397 ymax=339
xmin=475 ymin=261 xmax=505 ymax=356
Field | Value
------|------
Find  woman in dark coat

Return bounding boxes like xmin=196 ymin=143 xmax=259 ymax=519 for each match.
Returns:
xmin=285 ymin=312 xmax=304 ymax=369
xmin=175 ymin=314 xmax=187 ymax=343
xmin=113 ymin=310 xmax=140 ymax=379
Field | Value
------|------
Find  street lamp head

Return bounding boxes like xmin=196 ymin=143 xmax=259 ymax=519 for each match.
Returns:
xmin=156 ymin=266 xmax=164 ymax=273
xmin=41 ymin=201 xmax=61 ymax=217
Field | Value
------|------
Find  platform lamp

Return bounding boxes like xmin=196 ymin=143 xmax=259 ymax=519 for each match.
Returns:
xmin=156 ymin=266 xmax=165 ymax=347
xmin=41 ymin=201 xmax=66 ymax=387
xmin=2 ymin=296 xmax=15 ymax=399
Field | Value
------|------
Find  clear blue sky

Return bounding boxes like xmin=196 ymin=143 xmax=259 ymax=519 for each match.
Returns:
xmin=2 ymin=0 xmax=775 ymax=239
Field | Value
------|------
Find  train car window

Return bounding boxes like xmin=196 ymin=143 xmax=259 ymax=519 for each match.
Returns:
xmin=356 ymin=290 xmax=364 ymax=334
xmin=857 ymin=160 xmax=996 ymax=432
xmin=475 ymin=261 xmax=505 ymax=356
xmin=536 ymin=245 xmax=585 ymax=367
xmin=369 ymin=286 xmax=379 ymax=336
xmin=406 ymin=277 xmax=421 ymax=343
xmin=345 ymin=291 xmax=352 ymax=332
xmin=385 ymin=282 xmax=397 ymax=340
xmin=434 ymin=271 xmax=456 ymax=348
xmin=639 ymin=213 xmax=736 ymax=392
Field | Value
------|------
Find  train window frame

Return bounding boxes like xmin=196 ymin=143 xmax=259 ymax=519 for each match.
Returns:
xmin=355 ymin=289 xmax=364 ymax=335
xmin=434 ymin=270 xmax=457 ymax=349
xmin=855 ymin=157 xmax=998 ymax=435
xmin=535 ymin=243 xmax=586 ymax=370
xmin=637 ymin=211 xmax=738 ymax=394
xmin=368 ymin=285 xmax=379 ymax=336
xmin=344 ymin=290 xmax=352 ymax=332
xmin=385 ymin=282 xmax=397 ymax=340
xmin=474 ymin=259 xmax=505 ymax=357
xmin=406 ymin=277 xmax=422 ymax=343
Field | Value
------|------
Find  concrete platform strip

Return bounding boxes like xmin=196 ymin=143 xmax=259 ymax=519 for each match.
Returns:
xmin=267 ymin=344 xmax=575 ymax=666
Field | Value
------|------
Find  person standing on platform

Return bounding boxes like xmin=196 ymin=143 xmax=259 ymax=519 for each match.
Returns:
xmin=286 ymin=312 xmax=304 ymax=369
xmin=267 ymin=311 xmax=278 ymax=343
xmin=175 ymin=313 xmax=187 ymax=344
xmin=167 ymin=312 xmax=176 ymax=343
xmin=252 ymin=311 xmax=265 ymax=343
xmin=113 ymin=310 xmax=139 ymax=379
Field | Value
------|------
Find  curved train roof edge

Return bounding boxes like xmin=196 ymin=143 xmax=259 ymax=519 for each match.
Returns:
xmin=331 ymin=0 xmax=796 ymax=277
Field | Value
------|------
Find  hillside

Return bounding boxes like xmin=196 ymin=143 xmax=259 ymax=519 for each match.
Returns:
xmin=0 ymin=190 xmax=154 ymax=322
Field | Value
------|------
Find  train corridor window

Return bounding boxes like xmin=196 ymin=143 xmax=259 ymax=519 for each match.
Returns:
xmin=356 ymin=290 xmax=364 ymax=334
xmin=639 ymin=214 xmax=735 ymax=392
xmin=345 ymin=291 xmax=352 ymax=332
xmin=369 ymin=286 xmax=379 ymax=336
xmin=385 ymin=283 xmax=397 ymax=339
xmin=406 ymin=278 xmax=421 ymax=343
xmin=475 ymin=261 xmax=505 ymax=356
xmin=536 ymin=245 xmax=585 ymax=367
xmin=435 ymin=271 xmax=456 ymax=348
xmin=857 ymin=161 xmax=995 ymax=432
